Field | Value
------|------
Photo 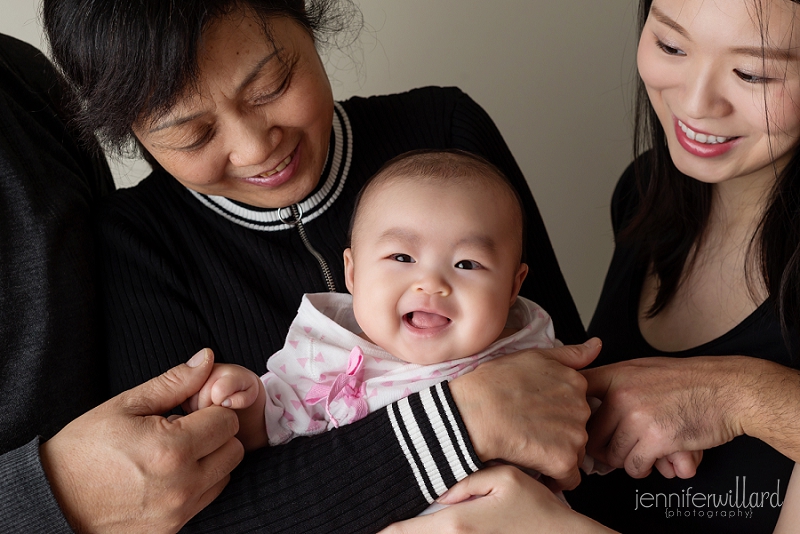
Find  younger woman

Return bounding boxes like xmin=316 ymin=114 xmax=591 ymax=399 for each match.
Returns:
xmin=572 ymin=0 xmax=800 ymax=532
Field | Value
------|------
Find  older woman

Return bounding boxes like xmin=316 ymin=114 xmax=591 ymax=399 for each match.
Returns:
xmin=43 ymin=0 xmax=595 ymax=531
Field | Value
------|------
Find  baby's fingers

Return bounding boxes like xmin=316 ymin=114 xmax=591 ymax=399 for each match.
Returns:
xmin=211 ymin=374 xmax=261 ymax=409
xmin=654 ymin=451 xmax=703 ymax=479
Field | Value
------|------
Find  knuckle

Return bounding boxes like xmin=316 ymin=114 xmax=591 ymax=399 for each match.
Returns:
xmin=550 ymin=453 xmax=577 ymax=477
xmin=149 ymin=444 xmax=188 ymax=475
xmin=448 ymin=518 xmax=475 ymax=534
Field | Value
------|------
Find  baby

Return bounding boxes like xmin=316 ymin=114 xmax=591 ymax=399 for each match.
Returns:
xmin=186 ymin=149 xmax=559 ymax=454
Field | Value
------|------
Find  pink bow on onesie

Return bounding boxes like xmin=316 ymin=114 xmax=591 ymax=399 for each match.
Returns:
xmin=304 ymin=347 xmax=369 ymax=427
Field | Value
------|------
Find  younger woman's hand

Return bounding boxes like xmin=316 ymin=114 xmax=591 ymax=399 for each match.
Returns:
xmin=379 ymin=465 xmax=616 ymax=533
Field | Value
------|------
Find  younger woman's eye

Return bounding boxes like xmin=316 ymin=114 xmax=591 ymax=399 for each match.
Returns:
xmin=455 ymin=260 xmax=482 ymax=270
xmin=390 ymin=253 xmax=415 ymax=263
xmin=655 ymin=39 xmax=685 ymax=56
xmin=734 ymin=70 xmax=770 ymax=84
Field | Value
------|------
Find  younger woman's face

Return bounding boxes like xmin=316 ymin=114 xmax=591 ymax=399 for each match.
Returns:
xmin=133 ymin=12 xmax=334 ymax=208
xmin=638 ymin=0 xmax=800 ymax=189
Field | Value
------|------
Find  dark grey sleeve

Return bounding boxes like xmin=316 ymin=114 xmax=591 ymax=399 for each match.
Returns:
xmin=0 ymin=439 xmax=73 ymax=533
xmin=0 ymin=34 xmax=113 ymax=530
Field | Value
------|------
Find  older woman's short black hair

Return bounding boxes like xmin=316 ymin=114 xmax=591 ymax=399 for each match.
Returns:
xmin=42 ymin=0 xmax=360 ymax=156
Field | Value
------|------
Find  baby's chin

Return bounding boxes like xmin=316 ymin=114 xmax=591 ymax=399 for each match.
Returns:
xmin=358 ymin=328 xmax=501 ymax=365
xmin=387 ymin=343 xmax=482 ymax=366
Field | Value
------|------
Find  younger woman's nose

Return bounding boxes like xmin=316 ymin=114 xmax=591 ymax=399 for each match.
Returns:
xmin=682 ymin=64 xmax=732 ymax=120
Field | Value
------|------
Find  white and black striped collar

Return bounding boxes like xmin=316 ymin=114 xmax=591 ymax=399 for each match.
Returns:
xmin=188 ymin=102 xmax=353 ymax=231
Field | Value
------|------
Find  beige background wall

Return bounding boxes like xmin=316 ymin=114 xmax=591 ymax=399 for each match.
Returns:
xmin=1 ymin=0 xmax=640 ymax=327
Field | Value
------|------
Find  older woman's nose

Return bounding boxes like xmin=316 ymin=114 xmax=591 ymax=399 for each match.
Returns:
xmin=227 ymin=116 xmax=281 ymax=168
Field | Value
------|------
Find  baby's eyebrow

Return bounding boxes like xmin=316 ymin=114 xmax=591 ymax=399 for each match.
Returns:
xmin=375 ymin=227 xmax=421 ymax=246
xmin=455 ymin=234 xmax=497 ymax=253
xmin=375 ymin=228 xmax=496 ymax=253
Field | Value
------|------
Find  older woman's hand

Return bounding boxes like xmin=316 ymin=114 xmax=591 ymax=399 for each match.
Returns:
xmin=582 ymin=355 xmax=800 ymax=478
xmin=380 ymin=464 xmax=616 ymax=533
xmin=449 ymin=339 xmax=600 ymax=490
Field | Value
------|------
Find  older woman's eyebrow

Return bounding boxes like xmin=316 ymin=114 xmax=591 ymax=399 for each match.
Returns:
xmin=235 ymin=48 xmax=283 ymax=93
xmin=148 ymin=49 xmax=282 ymax=133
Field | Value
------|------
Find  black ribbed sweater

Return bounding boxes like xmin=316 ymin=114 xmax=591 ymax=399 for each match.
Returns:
xmin=100 ymin=86 xmax=585 ymax=533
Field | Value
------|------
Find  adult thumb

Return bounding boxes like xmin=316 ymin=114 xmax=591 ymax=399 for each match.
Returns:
xmin=549 ymin=338 xmax=602 ymax=370
xmin=119 ymin=348 xmax=215 ymax=416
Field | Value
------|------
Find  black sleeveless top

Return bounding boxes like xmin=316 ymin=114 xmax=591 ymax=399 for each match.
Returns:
xmin=568 ymin=158 xmax=798 ymax=533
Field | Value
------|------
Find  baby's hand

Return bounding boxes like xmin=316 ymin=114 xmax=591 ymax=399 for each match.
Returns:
xmin=654 ymin=450 xmax=703 ymax=479
xmin=183 ymin=363 xmax=269 ymax=451
xmin=183 ymin=363 xmax=262 ymax=412
xmin=581 ymin=450 xmax=702 ymax=479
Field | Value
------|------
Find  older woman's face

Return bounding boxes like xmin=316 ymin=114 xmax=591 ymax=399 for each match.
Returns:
xmin=134 ymin=12 xmax=334 ymax=208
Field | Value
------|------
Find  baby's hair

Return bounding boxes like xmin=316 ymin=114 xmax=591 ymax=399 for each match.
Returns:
xmin=348 ymin=149 xmax=527 ymax=262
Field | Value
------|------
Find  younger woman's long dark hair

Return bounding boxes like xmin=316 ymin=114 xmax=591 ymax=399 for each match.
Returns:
xmin=621 ymin=0 xmax=800 ymax=341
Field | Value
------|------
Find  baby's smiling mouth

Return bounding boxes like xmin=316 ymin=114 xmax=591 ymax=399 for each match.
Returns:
xmin=405 ymin=311 xmax=451 ymax=329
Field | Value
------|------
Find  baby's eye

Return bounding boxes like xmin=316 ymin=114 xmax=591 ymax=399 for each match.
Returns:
xmin=390 ymin=253 xmax=415 ymax=263
xmin=455 ymin=260 xmax=482 ymax=270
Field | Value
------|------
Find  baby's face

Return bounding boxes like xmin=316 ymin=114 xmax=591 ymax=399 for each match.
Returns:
xmin=344 ymin=177 xmax=527 ymax=365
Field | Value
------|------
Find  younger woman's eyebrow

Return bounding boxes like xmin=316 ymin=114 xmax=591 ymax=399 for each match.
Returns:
xmin=650 ymin=5 xmax=689 ymax=39
xmin=650 ymin=4 xmax=797 ymax=62
xmin=731 ymin=45 xmax=797 ymax=62
xmin=149 ymin=49 xmax=283 ymax=133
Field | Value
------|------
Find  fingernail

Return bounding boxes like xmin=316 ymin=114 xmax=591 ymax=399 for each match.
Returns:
xmin=581 ymin=454 xmax=595 ymax=474
xmin=435 ymin=490 xmax=450 ymax=503
xmin=222 ymin=399 xmax=232 ymax=408
xmin=187 ymin=349 xmax=207 ymax=368
xmin=583 ymin=338 xmax=602 ymax=350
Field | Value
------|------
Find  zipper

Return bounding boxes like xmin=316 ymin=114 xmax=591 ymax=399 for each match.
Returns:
xmin=281 ymin=204 xmax=337 ymax=292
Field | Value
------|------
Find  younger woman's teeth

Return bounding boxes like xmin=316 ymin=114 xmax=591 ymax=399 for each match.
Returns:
xmin=678 ymin=120 xmax=729 ymax=144
xmin=258 ymin=154 xmax=292 ymax=177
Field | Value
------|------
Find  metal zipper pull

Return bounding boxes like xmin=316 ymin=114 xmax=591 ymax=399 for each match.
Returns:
xmin=280 ymin=204 xmax=337 ymax=292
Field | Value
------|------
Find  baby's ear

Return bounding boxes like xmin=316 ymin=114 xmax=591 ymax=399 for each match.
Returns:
xmin=343 ymin=248 xmax=356 ymax=294
xmin=510 ymin=263 xmax=529 ymax=306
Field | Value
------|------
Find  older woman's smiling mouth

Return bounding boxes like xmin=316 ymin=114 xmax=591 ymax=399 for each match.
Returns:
xmin=258 ymin=153 xmax=293 ymax=177
xmin=240 ymin=145 xmax=301 ymax=188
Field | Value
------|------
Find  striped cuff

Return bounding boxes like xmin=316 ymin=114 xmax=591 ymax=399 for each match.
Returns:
xmin=386 ymin=381 xmax=483 ymax=503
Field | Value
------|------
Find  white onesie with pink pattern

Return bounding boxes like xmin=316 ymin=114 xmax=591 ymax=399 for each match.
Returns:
xmin=262 ymin=292 xmax=557 ymax=446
